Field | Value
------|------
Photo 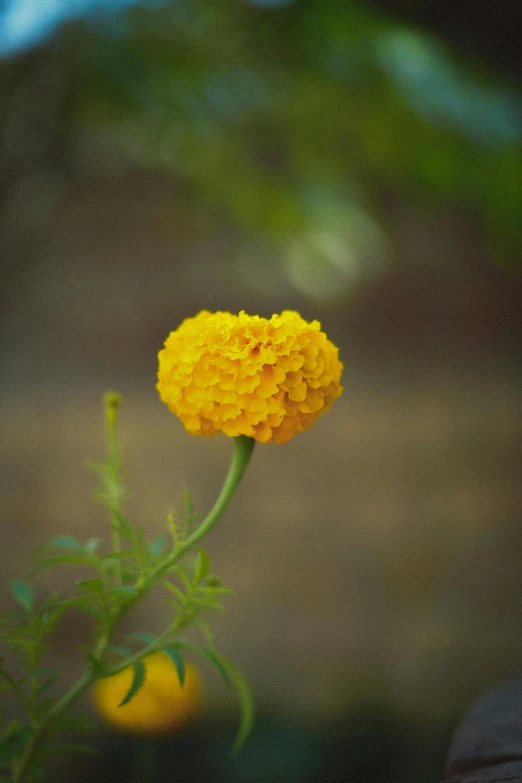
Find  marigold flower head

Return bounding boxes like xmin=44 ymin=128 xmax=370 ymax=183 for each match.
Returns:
xmin=92 ymin=653 xmax=203 ymax=736
xmin=157 ymin=310 xmax=343 ymax=444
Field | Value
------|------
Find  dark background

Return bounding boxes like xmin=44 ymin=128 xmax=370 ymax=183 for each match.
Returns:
xmin=1 ymin=0 xmax=521 ymax=780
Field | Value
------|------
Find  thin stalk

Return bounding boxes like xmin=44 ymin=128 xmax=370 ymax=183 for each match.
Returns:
xmin=104 ymin=627 xmax=173 ymax=677
xmin=12 ymin=669 xmax=93 ymax=783
xmin=144 ymin=435 xmax=255 ymax=584
xmin=0 ymin=664 xmax=29 ymax=719
xmin=104 ymin=392 xmax=123 ymax=586
xmin=13 ymin=434 xmax=255 ymax=782
xmin=100 ymin=438 xmax=256 ymax=672
xmin=178 ymin=435 xmax=255 ymax=555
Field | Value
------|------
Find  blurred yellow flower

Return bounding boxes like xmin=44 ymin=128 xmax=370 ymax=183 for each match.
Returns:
xmin=157 ymin=310 xmax=343 ymax=444
xmin=93 ymin=653 xmax=204 ymax=736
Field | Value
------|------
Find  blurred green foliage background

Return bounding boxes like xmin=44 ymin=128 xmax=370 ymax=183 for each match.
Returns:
xmin=1 ymin=1 xmax=521 ymax=781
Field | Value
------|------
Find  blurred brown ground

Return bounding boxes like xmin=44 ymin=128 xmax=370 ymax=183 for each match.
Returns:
xmin=1 ymin=172 xmax=521 ymax=727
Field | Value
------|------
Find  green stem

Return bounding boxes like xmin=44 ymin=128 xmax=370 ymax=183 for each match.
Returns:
xmin=105 ymin=437 xmax=255 ymax=673
xmin=131 ymin=436 xmax=254 ymax=593
xmin=179 ymin=435 xmax=255 ymax=555
xmin=13 ymin=623 xmax=115 ymax=782
xmin=12 ymin=434 xmax=255 ymax=782
xmin=105 ymin=628 xmax=173 ymax=677
xmin=105 ymin=392 xmax=123 ymax=586
xmin=0 ymin=664 xmax=29 ymax=720
xmin=12 ymin=669 xmax=93 ymax=783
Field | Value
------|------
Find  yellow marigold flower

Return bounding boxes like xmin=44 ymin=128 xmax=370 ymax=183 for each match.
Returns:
xmin=93 ymin=653 xmax=204 ymax=736
xmin=157 ymin=310 xmax=343 ymax=444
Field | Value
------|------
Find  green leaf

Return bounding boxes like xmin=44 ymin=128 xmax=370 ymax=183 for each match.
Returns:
xmin=84 ymin=538 xmax=101 ymax=553
xmin=197 ymin=598 xmax=226 ymax=612
xmin=86 ymin=653 xmax=107 ymax=676
xmin=33 ymin=554 xmax=100 ymax=573
xmin=0 ymin=662 xmax=21 ymax=698
xmin=48 ymin=535 xmax=81 ymax=550
xmin=213 ymin=654 xmax=255 ymax=754
xmin=111 ymin=512 xmax=135 ymax=543
xmin=174 ymin=642 xmax=230 ymax=687
xmin=18 ymin=668 xmax=55 ymax=684
xmin=162 ymin=581 xmax=186 ymax=603
xmin=71 ymin=601 xmax=101 ymax=619
xmin=118 ymin=660 xmax=146 ymax=707
xmin=130 ymin=631 xmax=156 ymax=646
xmin=195 ymin=619 xmax=216 ymax=649
xmin=166 ymin=512 xmax=179 ymax=548
xmin=0 ymin=726 xmax=32 ymax=766
xmin=109 ymin=645 xmax=132 ymax=659
xmin=36 ymin=671 xmax=58 ymax=698
xmin=178 ymin=571 xmax=192 ymax=592
xmin=193 ymin=547 xmax=211 ymax=584
xmin=77 ymin=578 xmax=104 ymax=594
xmin=149 ymin=536 xmax=166 ymax=558
xmin=106 ymin=586 xmax=138 ymax=597
xmin=10 ymin=580 xmax=34 ymax=612
xmin=162 ymin=646 xmax=185 ymax=686
xmin=174 ymin=643 xmax=254 ymax=753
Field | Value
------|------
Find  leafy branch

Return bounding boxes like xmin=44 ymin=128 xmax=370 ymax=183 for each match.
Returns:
xmin=0 ymin=393 xmax=255 ymax=782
